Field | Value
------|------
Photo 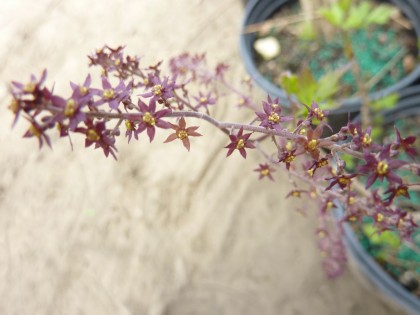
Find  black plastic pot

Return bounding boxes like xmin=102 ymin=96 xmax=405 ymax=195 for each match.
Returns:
xmin=336 ymin=86 xmax=420 ymax=315
xmin=239 ymin=0 xmax=420 ymax=116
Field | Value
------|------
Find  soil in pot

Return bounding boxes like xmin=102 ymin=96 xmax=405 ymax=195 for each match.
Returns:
xmin=251 ymin=0 xmax=418 ymax=106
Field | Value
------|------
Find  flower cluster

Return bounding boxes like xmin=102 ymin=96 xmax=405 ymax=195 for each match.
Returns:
xmin=7 ymin=45 xmax=420 ymax=278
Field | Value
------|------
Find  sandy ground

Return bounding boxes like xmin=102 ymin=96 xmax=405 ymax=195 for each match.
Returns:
xmin=0 ymin=0 xmax=409 ymax=314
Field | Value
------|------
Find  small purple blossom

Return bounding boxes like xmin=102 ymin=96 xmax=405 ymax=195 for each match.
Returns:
xmin=95 ymin=76 xmax=131 ymax=110
xmin=358 ymin=145 xmax=407 ymax=189
xmin=163 ymin=117 xmax=202 ymax=151
xmin=142 ymin=75 xmax=176 ymax=102
xmin=225 ymin=127 xmax=255 ymax=159
xmin=394 ymin=127 xmax=417 ymax=158
xmin=255 ymin=95 xmax=292 ymax=131
xmin=76 ymin=120 xmax=118 ymax=159
xmin=193 ymin=91 xmax=216 ymax=109
xmin=254 ymin=163 xmax=275 ymax=181
xmin=135 ymin=99 xmax=171 ymax=142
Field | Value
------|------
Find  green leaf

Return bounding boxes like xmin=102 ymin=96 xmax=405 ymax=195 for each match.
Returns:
xmin=295 ymin=67 xmax=317 ymax=105
xmin=320 ymin=4 xmax=345 ymax=27
xmin=370 ymin=93 xmax=399 ymax=113
xmin=366 ymin=5 xmax=395 ymax=25
xmin=343 ymin=2 xmax=371 ymax=30
xmin=363 ymin=224 xmax=401 ymax=249
xmin=338 ymin=0 xmax=352 ymax=11
xmin=314 ymin=70 xmax=342 ymax=101
xmin=280 ymin=74 xmax=299 ymax=95
xmin=298 ymin=21 xmax=317 ymax=41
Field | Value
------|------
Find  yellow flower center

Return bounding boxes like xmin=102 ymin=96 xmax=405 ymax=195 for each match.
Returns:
xmin=142 ymin=112 xmax=155 ymax=126
xmin=24 ymin=82 xmax=36 ymax=93
xmin=64 ymin=99 xmax=76 ymax=117
xmin=200 ymin=97 xmax=208 ymax=104
xmin=299 ymin=128 xmax=307 ymax=135
xmin=103 ymin=89 xmax=114 ymax=99
xmin=318 ymin=230 xmax=326 ymax=238
xmin=307 ymin=139 xmax=318 ymax=151
xmin=376 ymin=161 xmax=389 ymax=176
xmin=236 ymin=139 xmax=245 ymax=150
xmin=348 ymin=216 xmax=357 ymax=222
xmin=285 ymin=141 xmax=293 ymax=151
xmin=9 ymin=99 xmax=19 ymax=114
xmin=377 ymin=213 xmax=384 ymax=222
xmin=153 ymin=84 xmax=162 ymax=95
xmin=310 ymin=191 xmax=317 ymax=198
xmin=271 ymin=103 xmax=279 ymax=109
xmin=363 ymin=134 xmax=372 ymax=145
xmin=338 ymin=177 xmax=351 ymax=186
xmin=326 ymin=201 xmax=334 ymax=209
xmin=307 ymin=169 xmax=314 ymax=177
xmin=29 ymin=124 xmax=40 ymax=137
xmin=314 ymin=108 xmax=324 ymax=119
xmin=292 ymin=191 xmax=301 ymax=197
xmin=143 ymin=78 xmax=150 ymax=86
xmin=284 ymin=155 xmax=295 ymax=163
xmin=396 ymin=187 xmax=408 ymax=197
xmin=80 ymin=86 xmax=88 ymax=96
xmin=87 ymin=129 xmax=100 ymax=141
xmin=260 ymin=168 xmax=270 ymax=176
xmin=268 ymin=112 xmax=280 ymax=123
xmin=114 ymin=59 xmax=121 ymax=65
xmin=176 ymin=129 xmax=188 ymax=140
xmin=238 ymin=98 xmax=245 ymax=106
xmin=125 ymin=120 xmax=134 ymax=131
xmin=317 ymin=160 xmax=328 ymax=167
xmin=348 ymin=197 xmax=355 ymax=205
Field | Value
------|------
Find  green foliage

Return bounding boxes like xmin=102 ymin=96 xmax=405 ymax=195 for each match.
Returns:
xmin=363 ymin=224 xmax=401 ymax=250
xmin=320 ymin=4 xmax=345 ymax=27
xmin=320 ymin=1 xmax=395 ymax=31
xmin=298 ymin=21 xmax=317 ymax=41
xmin=371 ymin=93 xmax=399 ymax=113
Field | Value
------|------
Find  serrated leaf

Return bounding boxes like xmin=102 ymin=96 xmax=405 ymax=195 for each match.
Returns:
xmin=366 ymin=5 xmax=395 ymax=25
xmin=320 ymin=5 xmax=345 ymax=27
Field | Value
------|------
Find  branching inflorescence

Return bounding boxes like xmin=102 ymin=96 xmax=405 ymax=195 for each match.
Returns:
xmin=8 ymin=45 xmax=420 ymax=278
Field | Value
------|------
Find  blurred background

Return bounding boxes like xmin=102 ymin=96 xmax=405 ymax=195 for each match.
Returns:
xmin=0 ymin=0 xmax=406 ymax=314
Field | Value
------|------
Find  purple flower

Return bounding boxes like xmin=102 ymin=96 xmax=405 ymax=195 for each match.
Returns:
xmin=169 ymin=53 xmax=206 ymax=79
xmin=254 ymin=163 xmax=275 ymax=181
xmin=69 ymin=74 xmax=95 ymax=100
xmin=124 ymin=119 xmax=138 ymax=143
xmin=95 ymin=76 xmax=131 ymax=110
xmin=255 ymin=95 xmax=292 ymax=131
xmin=135 ymin=99 xmax=171 ymax=142
xmin=306 ymin=101 xmax=329 ymax=121
xmin=193 ymin=91 xmax=216 ymax=109
xmin=142 ymin=75 xmax=175 ymax=102
xmin=10 ymin=70 xmax=48 ymax=125
xmin=358 ymin=145 xmax=407 ymax=189
xmin=76 ymin=120 xmax=117 ymax=159
xmin=278 ymin=150 xmax=296 ymax=170
xmin=325 ymin=174 xmax=357 ymax=190
xmin=225 ymin=127 xmax=255 ymax=159
xmin=22 ymin=117 xmax=51 ymax=149
xmin=394 ymin=127 xmax=417 ymax=158
xmin=163 ymin=117 xmax=202 ymax=151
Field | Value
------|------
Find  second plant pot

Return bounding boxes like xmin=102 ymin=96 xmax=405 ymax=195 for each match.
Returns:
xmin=239 ymin=0 xmax=420 ymax=117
